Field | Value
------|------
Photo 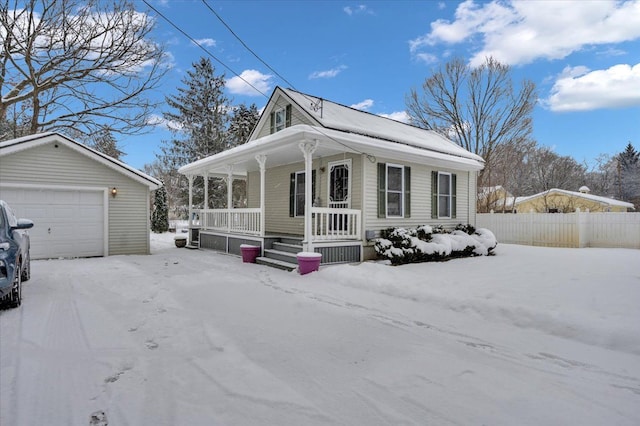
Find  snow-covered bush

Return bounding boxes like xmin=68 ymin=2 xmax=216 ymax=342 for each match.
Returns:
xmin=375 ymin=224 xmax=497 ymax=265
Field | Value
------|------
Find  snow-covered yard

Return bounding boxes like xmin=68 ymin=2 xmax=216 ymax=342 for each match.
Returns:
xmin=1 ymin=234 xmax=639 ymax=425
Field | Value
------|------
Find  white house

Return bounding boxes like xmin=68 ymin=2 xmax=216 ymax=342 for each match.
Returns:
xmin=178 ymin=87 xmax=485 ymax=269
xmin=0 ymin=132 xmax=161 ymax=259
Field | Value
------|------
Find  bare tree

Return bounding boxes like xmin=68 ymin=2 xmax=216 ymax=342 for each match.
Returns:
xmin=406 ymin=57 xmax=537 ymax=189
xmin=524 ymin=147 xmax=586 ymax=194
xmin=0 ymin=0 xmax=166 ymax=139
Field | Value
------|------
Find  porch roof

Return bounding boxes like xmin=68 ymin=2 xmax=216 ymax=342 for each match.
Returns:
xmin=179 ymin=124 xmax=484 ymax=178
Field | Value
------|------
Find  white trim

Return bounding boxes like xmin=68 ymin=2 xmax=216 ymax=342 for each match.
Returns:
xmin=0 ymin=133 xmax=161 ymax=189
xmin=327 ymin=159 xmax=352 ymax=209
xmin=385 ymin=163 xmax=404 ymax=218
xmin=274 ymin=107 xmax=286 ymax=132
xmin=437 ymin=171 xmax=452 ymax=219
xmin=0 ymin=182 xmax=109 ymax=257
xmin=293 ymin=170 xmax=306 ymax=217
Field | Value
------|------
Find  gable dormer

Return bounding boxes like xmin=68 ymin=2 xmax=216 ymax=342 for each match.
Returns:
xmin=249 ymin=87 xmax=321 ymax=141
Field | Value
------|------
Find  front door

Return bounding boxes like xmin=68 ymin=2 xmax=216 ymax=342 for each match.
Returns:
xmin=328 ymin=160 xmax=351 ymax=230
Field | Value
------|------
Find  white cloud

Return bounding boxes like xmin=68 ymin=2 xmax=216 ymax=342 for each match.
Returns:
xmin=410 ymin=0 xmax=640 ymax=66
xmin=147 ymin=114 xmax=182 ymax=131
xmin=545 ymin=63 xmax=640 ymax=112
xmin=415 ymin=52 xmax=438 ymax=64
xmin=344 ymin=5 xmax=373 ymax=16
xmin=350 ymin=99 xmax=374 ymax=110
xmin=193 ymin=38 xmax=216 ymax=48
xmin=309 ymin=65 xmax=347 ymax=79
xmin=378 ymin=111 xmax=410 ymax=123
xmin=226 ymin=69 xmax=273 ymax=96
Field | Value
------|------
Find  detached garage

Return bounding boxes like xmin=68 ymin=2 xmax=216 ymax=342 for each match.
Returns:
xmin=0 ymin=133 xmax=161 ymax=259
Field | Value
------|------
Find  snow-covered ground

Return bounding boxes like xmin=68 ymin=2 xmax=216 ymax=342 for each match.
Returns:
xmin=1 ymin=234 xmax=639 ymax=425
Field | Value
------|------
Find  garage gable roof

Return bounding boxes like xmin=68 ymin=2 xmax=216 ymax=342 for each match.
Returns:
xmin=0 ymin=132 xmax=161 ymax=189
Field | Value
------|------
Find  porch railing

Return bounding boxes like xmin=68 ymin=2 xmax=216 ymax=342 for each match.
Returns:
xmin=190 ymin=207 xmax=361 ymax=241
xmin=311 ymin=207 xmax=361 ymax=241
xmin=191 ymin=208 xmax=262 ymax=236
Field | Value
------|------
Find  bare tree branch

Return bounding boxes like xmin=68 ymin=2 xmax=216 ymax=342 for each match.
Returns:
xmin=0 ymin=0 xmax=167 ymax=138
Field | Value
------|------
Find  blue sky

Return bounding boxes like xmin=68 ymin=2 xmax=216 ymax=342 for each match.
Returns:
xmin=123 ymin=0 xmax=640 ymax=171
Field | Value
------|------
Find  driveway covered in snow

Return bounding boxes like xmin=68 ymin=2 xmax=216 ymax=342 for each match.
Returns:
xmin=1 ymin=234 xmax=639 ymax=425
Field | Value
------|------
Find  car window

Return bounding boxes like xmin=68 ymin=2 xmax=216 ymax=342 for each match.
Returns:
xmin=5 ymin=204 xmax=17 ymax=227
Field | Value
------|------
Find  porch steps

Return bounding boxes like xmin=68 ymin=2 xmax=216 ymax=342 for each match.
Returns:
xmin=255 ymin=238 xmax=302 ymax=272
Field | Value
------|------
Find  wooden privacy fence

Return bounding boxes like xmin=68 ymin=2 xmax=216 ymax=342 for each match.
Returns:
xmin=477 ymin=210 xmax=640 ymax=249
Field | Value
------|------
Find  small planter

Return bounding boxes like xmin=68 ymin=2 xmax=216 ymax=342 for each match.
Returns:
xmin=240 ymin=244 xmax=261 ymax=263
xmin=174 ymin=235 xmax=187 ymax=248
xmin=297 ymin=252 xmax=322 ymax=275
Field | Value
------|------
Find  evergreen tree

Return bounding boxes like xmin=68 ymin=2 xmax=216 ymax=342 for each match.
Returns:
xmin=228 ymin=103 xmax=260 ymax=147
xmin=90 ymin=130 xmax=124 ymax=160
xmin=151 ymin=185 xmax=169 ymax=233
xmin=616 ymin=142 xmax=640 ymax=208
xmin=158 ymin=57 xmax=232 ymax=211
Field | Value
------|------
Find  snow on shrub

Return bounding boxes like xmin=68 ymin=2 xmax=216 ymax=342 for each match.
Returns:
xmin=374 ymin=225 xmax=497 ymax=265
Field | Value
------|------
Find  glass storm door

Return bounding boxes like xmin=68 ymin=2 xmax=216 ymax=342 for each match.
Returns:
xmin=328 ymin=160 xmax=351 ymax=231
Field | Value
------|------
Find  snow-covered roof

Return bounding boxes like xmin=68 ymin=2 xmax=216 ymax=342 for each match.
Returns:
xmin=515 ymin=188 xmax=635 ymax=210
xmin=180 ymin=87 xmax=484 ymax=177
xmin=0 ymin=132 xmax=161 ymax=189
xmin=179 ymin=124 xmax=484 ymax=177
xmin=281 ymin=87 xmax=484 ymax=164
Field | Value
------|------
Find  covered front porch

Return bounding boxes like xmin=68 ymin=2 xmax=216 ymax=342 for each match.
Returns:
xmin=180 ymin=126 xmax=365 ymax=265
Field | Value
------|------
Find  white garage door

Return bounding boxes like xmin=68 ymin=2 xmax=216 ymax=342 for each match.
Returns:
xmin=0 ymin=186 xmax=105 ymax=259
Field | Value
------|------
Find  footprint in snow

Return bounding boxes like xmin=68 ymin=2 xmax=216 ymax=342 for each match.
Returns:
xmin=89 ymin=410 xmax=108 ymax=426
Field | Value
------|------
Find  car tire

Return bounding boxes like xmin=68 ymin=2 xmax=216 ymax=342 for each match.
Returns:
xmin=9 ymin=261 xmax=22 ymax=308
xmin=21 ymin=252 xmax=31 ymax=282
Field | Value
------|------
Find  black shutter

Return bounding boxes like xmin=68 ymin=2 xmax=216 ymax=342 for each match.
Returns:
xmin=377 ymin=163 xmax=386 ymax=218
xmin=451 ymin=173 xmax=457 ymax=219
xmin=404 ymin=166 xmax=411 ymax=218
xmin=285 ymin=104 xmax=292 ymax=128
xmin=270 ymin=112 xmax=275 ymax=134
xmin=289 ymin=172 xmax=295 ymax=217
xmin=431 ymin=171 xmax=438 ymax=219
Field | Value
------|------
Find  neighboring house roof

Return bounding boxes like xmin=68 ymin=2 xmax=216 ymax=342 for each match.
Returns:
xmin=514 ymin=188 xmax=635 ymax=210
xmin=0 ymin=132 xmax=161 ymax=189
xmin=478 ymin=185 xmax=513 ymax=199
xmin=180 ymin=87 xmax=484 ymax=177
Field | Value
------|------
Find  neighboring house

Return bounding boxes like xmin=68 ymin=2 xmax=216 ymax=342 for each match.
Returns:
xmin=477 ymin=185 xmax=515 ymax=213
xmin=0 ymin=132 xmax=161 ymax=259
xmin=514 ymin=187 xmax=635 ymax=213
xmin=178 ymin=87 xmax=484 ymax=266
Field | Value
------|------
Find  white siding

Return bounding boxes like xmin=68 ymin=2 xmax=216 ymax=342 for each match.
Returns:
xmin=247 ymin=154 xmax=362 ymax=236
xmin=362 ymin=157 xmax=473 ymax=239
xmin=0 ymin=142 xmax=151 ymax=255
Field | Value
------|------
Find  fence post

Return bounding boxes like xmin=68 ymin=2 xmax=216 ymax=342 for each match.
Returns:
xmin=529 ymin=210 xmax=534 ymax=246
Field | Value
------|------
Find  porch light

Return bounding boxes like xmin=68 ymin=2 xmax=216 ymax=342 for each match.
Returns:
xmin=111 ymin=187 xmax=118 ymax=197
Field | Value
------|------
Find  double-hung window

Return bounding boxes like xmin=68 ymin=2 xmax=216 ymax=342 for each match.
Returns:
xmin=377 ymin=163 xmax=411 ymax=218
xmin=431 ymin=171 xmax=457 ymax=219
xmin=289 ymin=170 xmax=316 ymax=217
xmin=270 ymin=104 xmax=292 ymax=134
xmin=386 ymin=164 xmax=404 ymax=217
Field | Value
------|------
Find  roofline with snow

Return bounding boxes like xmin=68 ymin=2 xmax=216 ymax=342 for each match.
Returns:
xmin=0 ymin=132 xmax=161 ymax=190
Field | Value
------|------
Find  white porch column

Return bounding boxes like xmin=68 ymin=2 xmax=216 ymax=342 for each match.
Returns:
xmin=256 ymin=154 xmax=267 ymax=237
xmin=226 ymin=165 xmax=233 ymax=232
xmin=187 ymin=174 xmax=195 ymax=240
xmin=203 ymin=172 xmax=209 ymax=210
xmin=299 ymin=140 xmax=318 ymax=252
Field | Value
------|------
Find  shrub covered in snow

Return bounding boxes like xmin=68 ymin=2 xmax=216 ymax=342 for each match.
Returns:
xmin=375 ymin=224 xmax=497 ymax=265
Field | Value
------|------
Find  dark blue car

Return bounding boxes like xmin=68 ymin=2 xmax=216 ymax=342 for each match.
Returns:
xmin=0 ymin=200 xmax=33 ymax=308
